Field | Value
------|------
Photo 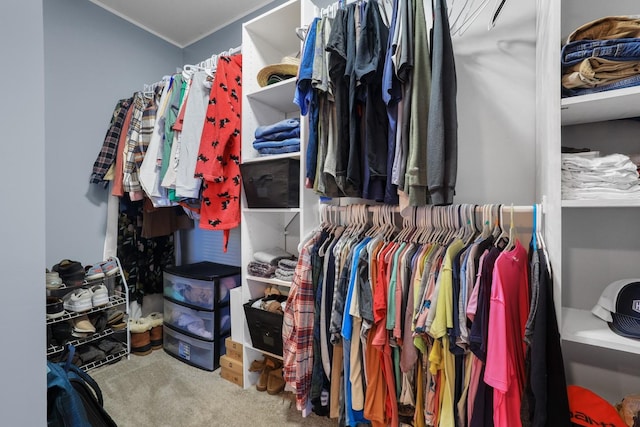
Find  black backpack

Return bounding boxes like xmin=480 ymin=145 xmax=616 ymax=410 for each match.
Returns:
xmin=47 ymin=345 xmax=117 ymax=427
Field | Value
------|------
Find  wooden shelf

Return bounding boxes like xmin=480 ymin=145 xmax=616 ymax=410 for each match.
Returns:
xmin=246 ymin=275 xmax=292 ymax=288
xmin=562 ymin=199 xmax=640 ymax=208
xmin=561 ymin=85 xmax=640 ymax=126
xmin=562 ymin=307 xmax=640 ymax=354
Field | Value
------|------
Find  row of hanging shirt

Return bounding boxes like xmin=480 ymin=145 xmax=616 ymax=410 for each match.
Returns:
xmin=297 ymin=0 xmax=511 ymax=207
xmin=282 ymin=203 xmax=571 ymax=427
xmin=295 ymin=0 xmax=458 ymax=206
xmin=89 ymin=48 xmax=243 ymax=250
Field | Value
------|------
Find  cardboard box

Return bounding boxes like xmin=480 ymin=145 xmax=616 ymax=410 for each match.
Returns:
xmin=225 ymin=337 xmax=243 ymax=361
xmin=220 ymin=367 xmax=243 ymax=387
xmin=219 ymin=354 xmax=243 ymax=375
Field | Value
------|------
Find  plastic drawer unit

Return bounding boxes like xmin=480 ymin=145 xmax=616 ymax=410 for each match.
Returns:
xmin=163 ymin=262 xmax=240 ymax=311
xmin=162 ymin=325 xmax=227 ymax=371
xmin=162 ymin=262 xmax=240 ymax=370
xmin=164 ymin=298 xmax=230 ymax=341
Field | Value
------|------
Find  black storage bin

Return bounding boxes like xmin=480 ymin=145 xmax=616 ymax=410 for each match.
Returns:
xmin=240 ymin=158 xmax=299 ymax=208
xmin=243 ymin=296 xmax=286 ymax=356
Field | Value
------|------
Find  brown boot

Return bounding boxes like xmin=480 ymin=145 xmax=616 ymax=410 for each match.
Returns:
xmin=256 ymin=357 xmax=281 ymax=392
xmin=129 ymin=318 xmax=152 ymax=356
xmin=267 ymin=367 xmax=285 ymax=395
xmin=146 ymin=312 xmax=164 ymax=350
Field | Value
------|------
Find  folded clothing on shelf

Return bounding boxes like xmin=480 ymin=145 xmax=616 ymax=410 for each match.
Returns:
xmin=253 ymin=247 xmax=296 ymax=266
xmin=274 ymin=258 xmax=297 ymax=282
xmin=256 ymin=144 xmax=300 ymax=156
xmin=254 ymin=118 xmax=300 ymax=140
xmin=561 ymin=152 xmax=640 ymax=200
xmin=274 ymin=269 xmax=294 ymax=282
xmin=248 ymin=261 xmax=276 ymax=278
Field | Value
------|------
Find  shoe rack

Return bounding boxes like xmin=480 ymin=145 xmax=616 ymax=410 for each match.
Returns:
xmin=46 ymin=256 xmax=130 ymax=371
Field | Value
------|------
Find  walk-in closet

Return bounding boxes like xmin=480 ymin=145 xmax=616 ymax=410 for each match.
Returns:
xmin=3 ymin=0 xmax=639 ymax=425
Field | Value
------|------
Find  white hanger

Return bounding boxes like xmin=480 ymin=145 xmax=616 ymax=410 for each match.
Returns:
xmin=505 ymin=204 xmax=518 ymax=251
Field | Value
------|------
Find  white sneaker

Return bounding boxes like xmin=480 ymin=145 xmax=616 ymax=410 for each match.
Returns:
xmin=63 ymin=289 xmax=93 ymax=312
xmin=90 ymin=284 xmax=109 ymax=307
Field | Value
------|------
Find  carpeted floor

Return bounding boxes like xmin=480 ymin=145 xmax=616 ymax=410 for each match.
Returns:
xmin=91 ymin=350 xmax=336 ymax=427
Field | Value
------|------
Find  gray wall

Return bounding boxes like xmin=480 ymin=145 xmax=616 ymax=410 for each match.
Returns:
xmin=183 ymin=0 xmax=288 ymax=64
xmin=0 ymin=1 xmax=46 ymax=425
xmin=43 ymin=0 xmax=183 ymax=267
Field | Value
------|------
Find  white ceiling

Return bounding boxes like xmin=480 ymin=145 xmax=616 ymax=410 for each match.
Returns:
xmin=89 ymin=0 xmax=273 ymax=48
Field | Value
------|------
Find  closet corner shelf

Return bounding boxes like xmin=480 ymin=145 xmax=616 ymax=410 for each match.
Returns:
xmin=242 ymin=152 xmax=300 ymax=164
xmin=242 ymin=341 xmax=284 ymax=361
xmin=562 ymin=199 xmax=640 ymax=208
xmin=243 ymin=0 xmax=301 ymax=54
xmin=246 ymin=275 xmax=292 ymax=288
xmin=562 ymin=307 xmax=640 ymax=354
xmin=246 ymin=78 xmax=298 ymax=113
xmin=561 ymin=85 xmax=640 ymax=126
xmin=242 ymin=207 xmax=301 ymax=213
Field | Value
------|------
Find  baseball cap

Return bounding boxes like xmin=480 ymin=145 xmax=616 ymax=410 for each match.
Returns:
xmin=567 ymin=385 xmax=627 ymax=427
xmin=592 ymin=278 xmax=640 ymax=339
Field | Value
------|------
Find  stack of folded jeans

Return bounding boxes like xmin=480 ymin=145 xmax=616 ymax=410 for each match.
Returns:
xmin=562 ymin=16 xmax=640 ymax=97
xmin=253 ymin=118 xmax=300 ymax=155
xmin=561 ymin=152 xmax=640 ymax=199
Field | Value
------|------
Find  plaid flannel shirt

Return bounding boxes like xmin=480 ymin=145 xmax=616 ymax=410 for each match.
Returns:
xmin=123 ymin=92 xmax=149 ymax=193
xmin=283 ymin=233 xmax=319 ymax=411
xmin=90 ymin=98 xmax=132 ymax=186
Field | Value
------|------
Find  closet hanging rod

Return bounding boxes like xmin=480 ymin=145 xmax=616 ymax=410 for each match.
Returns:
xmin=142 ymin=45 xmax=243 ymax=88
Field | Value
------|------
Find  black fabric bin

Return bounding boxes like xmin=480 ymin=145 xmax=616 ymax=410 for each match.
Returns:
xmin=243 ymin=296 xmax=286 ymax=356
xmin=240 ymin=158 xmax=299 ymax=208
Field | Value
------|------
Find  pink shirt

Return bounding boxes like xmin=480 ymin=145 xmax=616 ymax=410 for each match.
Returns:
xmin=484 ymin=240 xmax=530 ymax=427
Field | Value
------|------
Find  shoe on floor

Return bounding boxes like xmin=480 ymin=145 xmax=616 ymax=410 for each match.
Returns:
xmin=144 ymin=312 xmax=164 ymax=350
xmin=46 ymin=297 xmax=65 ymax=320
xmin=85 ymin=263 xmax=105 ymax=281
xmin=63 ymin=288 xmax=93 ymax=312
xmin=267 ymin=367 xmax=285 ymax=395
xmin=257 ymin=357 xmax=282 ymax=392
xmin=72 ymin=314 xmax=96 ymax=334
xmin=90 ymin=284 xmax=109 ymax=307
xmin=129 ymin=318 xmax=152 ymax=356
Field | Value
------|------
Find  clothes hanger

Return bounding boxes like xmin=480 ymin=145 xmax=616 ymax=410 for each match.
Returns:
xmin=536 ymin=203 xmax=552 ymax=273
xmin=488 ymin=0 xmax=508 ymax=30
xmin=505 ymin=204 xmax=518 ymax=252
xmin=532 ymin=204 xmax=538 ymax=250
xmin=495 ymin=204 xmax=510 ymax=249
xmin=491 ymin=204 xmax=503 ymax=240
xmin=452 ymin=0 xmax=491 ymax=37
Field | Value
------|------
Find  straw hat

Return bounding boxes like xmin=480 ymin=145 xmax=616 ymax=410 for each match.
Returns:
xmin=257 ymin=56 xmax=300 ymax=87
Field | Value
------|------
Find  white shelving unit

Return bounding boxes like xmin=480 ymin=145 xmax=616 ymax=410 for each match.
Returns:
xmin=538 ymin=0 xmax=640 ymax=401
xmin=238 ymin=0 xmax=322 ymax=389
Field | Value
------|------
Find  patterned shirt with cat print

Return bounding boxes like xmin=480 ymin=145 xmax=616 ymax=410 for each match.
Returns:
xmin=195 ymin=54 xmax=242 ymax=252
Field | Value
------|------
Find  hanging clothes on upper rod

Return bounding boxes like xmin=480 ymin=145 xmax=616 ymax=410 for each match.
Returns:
xmin=300 ymin=0 xmax=458 ymax=207
xmin=89 ymin=44 xmax=244 ymax=252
